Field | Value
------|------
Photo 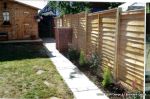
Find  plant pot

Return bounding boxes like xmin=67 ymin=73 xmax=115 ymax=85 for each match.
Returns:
xmin=31 ymin=35 xmax=36 ymax=40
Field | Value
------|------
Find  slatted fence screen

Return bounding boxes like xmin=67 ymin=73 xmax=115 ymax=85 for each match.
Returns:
xmin=54 ymin=8 xmax=144 ymax=91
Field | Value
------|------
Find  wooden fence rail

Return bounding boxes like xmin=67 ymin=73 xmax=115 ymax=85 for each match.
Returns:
xmin=54 ymin=8 xmax=145 ymax=91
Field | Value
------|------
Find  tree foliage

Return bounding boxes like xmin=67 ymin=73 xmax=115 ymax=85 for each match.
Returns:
xmin=106 ymin=3 xmax=123 ymax=9
xmin=48 ymin=1 xmax=90 ymax=16
xmin=48 ymin=1 xmax=122 ymax=16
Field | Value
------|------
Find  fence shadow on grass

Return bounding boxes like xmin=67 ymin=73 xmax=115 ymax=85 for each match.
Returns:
xmin=0 ymin=43 xmax=55 ymax=62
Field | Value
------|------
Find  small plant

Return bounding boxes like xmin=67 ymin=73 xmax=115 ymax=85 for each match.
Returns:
xmin=68 ymin=48 xmax=79 ymax=61
xmin=89 ymin=53 xmax=100 ymax=69
xmin=102 ymin=67 xmax=112 ymax=87
xmin=79 ymin=51 xmax=87 ymax=66
xmin=30 ymin=34 xmax=36 ymax=40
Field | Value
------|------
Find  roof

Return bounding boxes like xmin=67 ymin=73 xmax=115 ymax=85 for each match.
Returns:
xmin=119 ymin=2 xmax=145 ymax=11
xmin=39 ymin=4 xmax=55 ymax=16
xmin=12 ymin=0 xmax=48 ymax=10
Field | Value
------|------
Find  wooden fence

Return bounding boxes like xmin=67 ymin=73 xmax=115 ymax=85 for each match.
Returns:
xmin=54 ymin=8 xmax=145 ymax=91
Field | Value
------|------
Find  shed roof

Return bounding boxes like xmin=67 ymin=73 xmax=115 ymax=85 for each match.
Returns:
xmin=12 ymin=0 xmax=47 ymax=10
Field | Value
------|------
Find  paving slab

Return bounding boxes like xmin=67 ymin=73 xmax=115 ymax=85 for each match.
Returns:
xmin=43 ymin=38 xmax=109 ymax=99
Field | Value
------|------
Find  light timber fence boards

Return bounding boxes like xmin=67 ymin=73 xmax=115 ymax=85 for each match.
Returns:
xmin=78 ymin=13 xmax=86 ymax=52
xmin=118 ymin=10 xmax=144 ymax=90
xmin=100 ymin=9 xmax=117 ymax=75
xmin=71 ymin=14 xmax=79 ymax=49
xmin=54 ymin=8 xmax=144 ymax=91
xmin=87 ymin=14 xmax=99 ymax=55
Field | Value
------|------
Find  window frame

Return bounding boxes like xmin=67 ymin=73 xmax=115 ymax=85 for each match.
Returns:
xmin=2 ymin=11 xmax=11 ymax=25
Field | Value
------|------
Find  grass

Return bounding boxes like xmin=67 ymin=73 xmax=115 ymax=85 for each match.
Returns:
xmin=0 ymin=43 xmax=73 ymax=99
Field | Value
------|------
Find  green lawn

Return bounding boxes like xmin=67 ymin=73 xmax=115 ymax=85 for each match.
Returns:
xmin=0 ymin=43 xmax=73 ymax=99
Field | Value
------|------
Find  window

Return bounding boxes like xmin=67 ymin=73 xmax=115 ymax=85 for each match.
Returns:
xmin=3 ymin=11 xmax=10 ymax=25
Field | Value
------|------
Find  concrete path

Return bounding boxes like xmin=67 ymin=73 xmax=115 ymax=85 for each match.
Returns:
xmin=43 ymin=38 xmax=109 ymax=99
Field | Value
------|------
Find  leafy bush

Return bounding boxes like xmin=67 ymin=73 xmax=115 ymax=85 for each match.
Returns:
xmin=68 ymin=48 xmax=79 ymax=61
xmin=79 ymin=51 xmax=87 ymax=66
xmin=102 ymin=67 xmax=112 ymax=87
xmin=89 ymin=53 xmax=100 ymax=69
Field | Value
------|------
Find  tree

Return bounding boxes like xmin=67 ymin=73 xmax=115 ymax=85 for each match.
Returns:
xmin=48 ymin=1 xmax=123 ymax=16
xmin=48 ymin=1 xmax=90 ymax=16
xmin=106 ymin=2 xmax=123 ymax=9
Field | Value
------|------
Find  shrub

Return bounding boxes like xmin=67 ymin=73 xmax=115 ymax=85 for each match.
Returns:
xmin=68 ymin=48 xmax=79 ymax=61
xmin=102 ymin=67 xmax=112 ymax=87
xmin=89 ymin=53 xmax=100 ymax=69
xmin=79 ymin=51 xmax=86 ymax=66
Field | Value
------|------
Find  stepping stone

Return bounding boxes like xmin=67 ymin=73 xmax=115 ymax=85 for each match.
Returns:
xmin=0 ymin=77 xmax=4 ymax=80
xmin=43 ymin=80 xmax=55 ymax=87
xmin=44 ymin=81 xmax=50 ymax=87
xmin=36 ymin=70 xmax=45 ymax=75
xmin=50 ymin=97 xmax=60 ymax=99
xmin=33 ymin=66 xmax=43 ymax=71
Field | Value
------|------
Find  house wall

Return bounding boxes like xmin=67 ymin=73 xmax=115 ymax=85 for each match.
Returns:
xmin=0 ymin=0 xmax=38 ymax=40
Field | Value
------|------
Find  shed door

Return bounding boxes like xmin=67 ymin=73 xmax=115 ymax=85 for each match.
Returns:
xmin=14 ymin=6 xmax=24 ymax=39
xmin=23 ymin=10 xmax=31 ymax=39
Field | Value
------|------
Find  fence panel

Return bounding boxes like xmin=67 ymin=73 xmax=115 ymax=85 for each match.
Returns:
xmin=54 ymin=9 xmax=144 ymax=91
xmin=54 ymin=17 xmax=63 ymax=27
xmin=118 ymin=10 xmax=144 ymax=90
xmin=99 ymin=9 xmax=117 ymax=73
xmin=77 ymin=13 xmax=87 ymax=52
xmin=63 ymin=14 xmax=72 ymax=27
xmin=87 ymin=14 xmax=99 ymax=55
xmin=71 ymin=14 xmax=79 ymax=49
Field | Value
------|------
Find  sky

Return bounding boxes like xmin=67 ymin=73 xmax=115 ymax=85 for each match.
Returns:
xmin=15 ymin=0 xmax=48 ymax=9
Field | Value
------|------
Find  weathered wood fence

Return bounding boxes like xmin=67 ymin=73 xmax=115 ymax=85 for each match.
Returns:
xmin=54 ymin=8 xmax=144 ymax=91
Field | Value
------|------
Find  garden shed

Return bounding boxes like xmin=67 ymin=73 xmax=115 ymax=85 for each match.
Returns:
xmin=0 ymin=0 xmax=40 ymax=40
